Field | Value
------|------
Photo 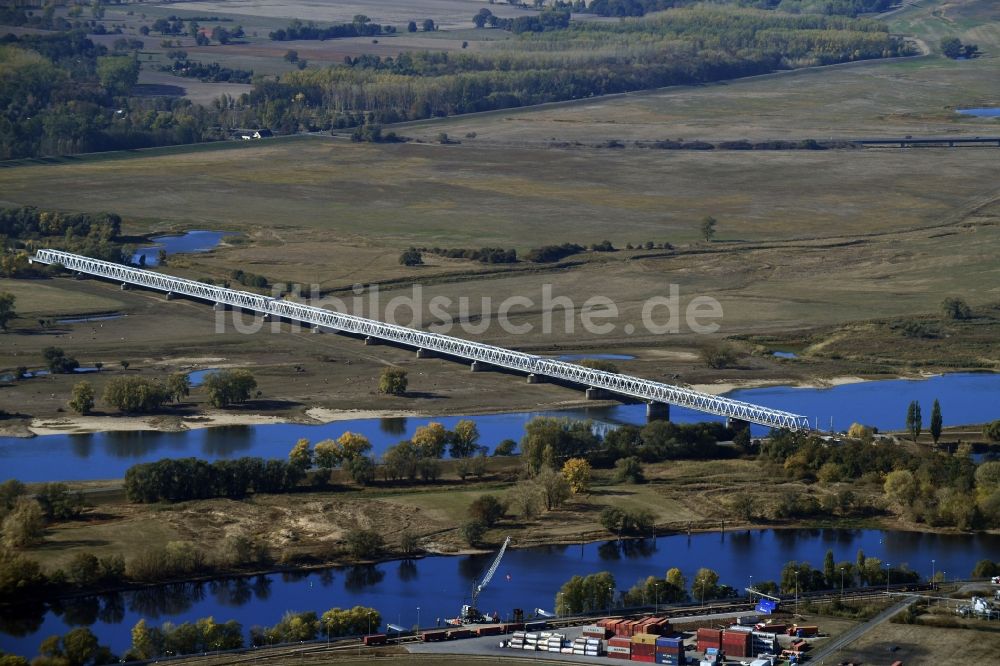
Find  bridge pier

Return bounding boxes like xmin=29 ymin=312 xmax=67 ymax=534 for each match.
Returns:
xmin=527 ymin=373 xmax=546 ymax=384
xmin=261 ymin=313 xmax=271 ymax=321
xmin=165 ymin=291 xmax=175 ymax=300
xmin=311 ymin=325 xmax=323 ymax=334
xmin=646 ymin=402 xmax=670 ymax=421
xmin=364 ymin=336 xmax=380 ymax=346
xmin=727 ymin=417 xmax=751 ymax=432
xmin=213 ymin=302 xmax=228 ymax=311
xmin=586 ymin=387 xmax=612 ymax=400
xmin=120 ymin=282 xmax=128 ymax=291
xmin=416 ymin=348 xmax=434 ymax=359
xmin=470 ymin=361 xmax=486 ymax=372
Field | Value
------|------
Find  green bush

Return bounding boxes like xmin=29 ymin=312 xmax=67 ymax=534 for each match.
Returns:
xmin=345 ymin=528 xmax=384 ymax=559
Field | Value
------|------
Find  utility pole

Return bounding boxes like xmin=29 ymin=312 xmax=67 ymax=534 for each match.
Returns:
xmin=794 ymin=570 xmax=799 ymax=617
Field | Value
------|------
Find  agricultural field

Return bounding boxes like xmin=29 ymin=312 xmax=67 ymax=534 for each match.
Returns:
xmin=397 ymin=0 xmax=1000 ymax=143
xmin=150 ymin=0 xmax=539 ymax=31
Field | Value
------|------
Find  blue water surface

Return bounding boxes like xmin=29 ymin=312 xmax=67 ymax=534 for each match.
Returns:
xmin=1 ymin=373 xmax=997 ymax=482
xmin=0 ymin=528 xmax=993 ymax=657
xmin=956 ymin=108 xmax=1000 ymax=117
xmin=131 ymin=231 xmax=235 ymax=266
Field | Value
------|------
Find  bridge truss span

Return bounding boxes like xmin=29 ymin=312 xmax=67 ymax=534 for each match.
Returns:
xmin=31 ymin=249 xmax=810 ymax=431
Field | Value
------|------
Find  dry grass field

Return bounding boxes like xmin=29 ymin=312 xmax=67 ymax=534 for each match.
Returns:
xmin=826 ymin=619 xmax=1000 ymax=665
xmin=396 ymin=0 xmax=1000 ymax=144
xmin=23 ymin=456 xmax=881 ymax=573
xmin=1 ymin=136 xmax=998 ymax=344
xmin=4 ymin=138 xmax=998 ymax=247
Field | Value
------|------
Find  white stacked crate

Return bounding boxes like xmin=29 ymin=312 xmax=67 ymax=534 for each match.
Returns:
xmin=585 ymin=637 xmax=603 ymax=656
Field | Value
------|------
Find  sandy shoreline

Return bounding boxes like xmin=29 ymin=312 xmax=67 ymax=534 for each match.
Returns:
xmin=7 ymin=374 xmax=881 ymax=437
xmin=689 ymin=374 xmax=869 ymax=395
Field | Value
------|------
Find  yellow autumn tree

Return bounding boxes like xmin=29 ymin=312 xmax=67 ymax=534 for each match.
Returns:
xmin=412 ymin=422 xmax=448 ymax=458
xmin=562 ymin=458 xmax=592 ymax=494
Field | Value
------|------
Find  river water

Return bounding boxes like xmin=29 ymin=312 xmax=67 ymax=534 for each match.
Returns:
xmin=1 ymin=528 xmax=995 ymax=657
xmin=1 ymin=373 xmax=997 ymax=482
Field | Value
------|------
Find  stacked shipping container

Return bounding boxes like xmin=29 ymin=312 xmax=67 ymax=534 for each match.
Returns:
xmin=721 ymin=628 xmax=751 ymax=658
xmin=582 ymin=624 xmax=613 ymax=639
xmin=696 ymin=628 xmax=722 ymax=653
xmin=654 ymin=636 xmax=685 ymax=665
xmin=630 ymin=633 xmax=657 ymax=663
xmin=608 ymin=636 xmax=632 ymax=660
xmin=751 ymin=630 xmax=779 ymax=656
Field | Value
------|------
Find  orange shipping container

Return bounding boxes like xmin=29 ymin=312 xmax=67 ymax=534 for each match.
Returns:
xmin=631 ymin=643 xmax=655 ymax=656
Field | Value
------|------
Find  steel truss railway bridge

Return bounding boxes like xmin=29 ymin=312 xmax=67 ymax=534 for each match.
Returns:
xmin=32 ymin=249 xmax=811 ymax=431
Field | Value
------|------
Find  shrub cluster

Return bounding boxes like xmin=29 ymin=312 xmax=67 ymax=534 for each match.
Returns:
xmin=124 ymin=457 xmax=305 ymax=502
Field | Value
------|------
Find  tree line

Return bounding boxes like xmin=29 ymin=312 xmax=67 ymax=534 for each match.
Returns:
xmin=0 ymin=30 xmax=223 ymax=159
xmin=269 ymin=16 xmax=394 ymax=41
xmin=162 ymin=58 xmax=254 ymax=84
xmin=124 ymin=457 xmax=305 ymax=502
xmin=402 ymin=240 xmax=617 ymax=266
xmin=556 ymin=544 xmax=922 ymax=616
xmin=0 ymin=5 xmax=908 ymax=158
xmin=223 ymin=5 xmax=907 ymax=134
xmin=0 ymin=206 xmax=127 ymax=272
xmin=472 ymin=8 xmax=571 ymax=33
xmin=558 ymin=0 xmax=896 ymax=19
xmin=762 ymin=424 xmax=999 ymax=530
xmin=64 ymin=368 xmax=257 ymax=416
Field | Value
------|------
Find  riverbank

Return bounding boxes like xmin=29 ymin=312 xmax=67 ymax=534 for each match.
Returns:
xmin=0 ymin=374 xmax=920 ymax=438
xmin=17 ymin=446 xmax=988 ymax=588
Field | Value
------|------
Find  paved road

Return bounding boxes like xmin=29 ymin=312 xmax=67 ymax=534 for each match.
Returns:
xmin=806 ymin=597 xmax=914 ymax=664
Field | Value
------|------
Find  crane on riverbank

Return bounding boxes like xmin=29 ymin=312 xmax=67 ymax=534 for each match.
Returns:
xmin=451 ymin=536 xmax=512 ymax=625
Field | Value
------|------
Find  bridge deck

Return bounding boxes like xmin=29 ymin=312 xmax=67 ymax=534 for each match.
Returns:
xmin=31 ymin=249 xmax=810 ymax=430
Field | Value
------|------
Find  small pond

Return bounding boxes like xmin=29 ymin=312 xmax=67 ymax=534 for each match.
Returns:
xmin=132 ymin=230 xmax=236 ymax=266
xmin=956 ymin=108 xmax=1000 ymax=117
xmin=186 ymin=369 xmax=218 ymax=388
xmin=55 ymin=313 xmax=125 ymax=325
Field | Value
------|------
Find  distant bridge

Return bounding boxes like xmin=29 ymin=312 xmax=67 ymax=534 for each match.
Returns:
xmin=31 ymin=249 xmax=811 ymax=431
